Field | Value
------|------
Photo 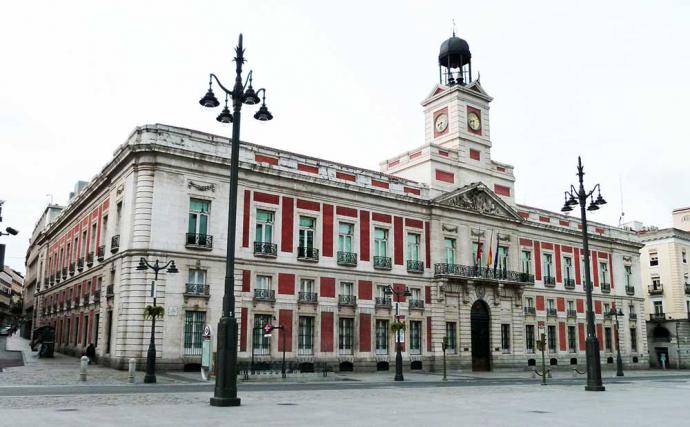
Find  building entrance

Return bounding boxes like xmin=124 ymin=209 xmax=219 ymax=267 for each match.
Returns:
xmin=471 ymin=299 xmax=491 ymax=371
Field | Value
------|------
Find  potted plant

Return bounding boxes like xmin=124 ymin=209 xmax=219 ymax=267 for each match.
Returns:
xmin=144 ymin=305 xmax=165 ymax=320
xmin=390 ymin=320 xmax=405 ymax=333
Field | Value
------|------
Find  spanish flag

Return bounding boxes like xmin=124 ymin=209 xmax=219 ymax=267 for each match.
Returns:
xmin=486 ymin=230 xmax=493 ymax=268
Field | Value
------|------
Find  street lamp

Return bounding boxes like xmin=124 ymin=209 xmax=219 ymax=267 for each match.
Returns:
xmin=136 ymin=257 xmax=179 ymax=384
xmin=383 ymin=284 xmax=412 ymax=381
xmin=609 ymin=304 xmax=624 ymax=377
xmin=561 ymin=156 xmax=607 ymax=392
xmin=198 ymin=33 xmax=273 ymax=408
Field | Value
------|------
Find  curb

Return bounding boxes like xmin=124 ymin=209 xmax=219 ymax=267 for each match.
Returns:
xmin=4 ymin=335 xmax=29 ymax=367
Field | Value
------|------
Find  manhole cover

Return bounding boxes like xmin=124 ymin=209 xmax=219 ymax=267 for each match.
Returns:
xmin=277 ymin=403 xmax=297 ymax=406
xmin=56 ymin=409 xmax=79 ymax=412
xmin=528 ymin=410 xmax=550 ymax=414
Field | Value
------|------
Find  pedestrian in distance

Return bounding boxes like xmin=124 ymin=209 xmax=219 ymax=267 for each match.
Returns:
xmin=85 ymin=343 xmax=96 ymax=365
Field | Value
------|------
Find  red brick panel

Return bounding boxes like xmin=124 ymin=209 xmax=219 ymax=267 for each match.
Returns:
xmin=336 ymin=206 xmax=358 ymax=218
xmin=592 ymin=251 xmax=599 ymax=287
xmin=494 ymin=184 xmax=511 ymax=197
xmin=371 ymin=179 xmax=389 ymax=189
xmin=578 ymin=323 xmax=586 ymax=351
xmin=539 ymin=216 xmax=550 ymax=223
xmin=336 ymin=171 xmax=356 ymax=182
xmin=438 ymin=150 xmax=449 ymax=157
xmin=518 ymin=211 xmax=530 ymax=219
xmin=321 ymin=312 xmax=334 ymax=352
xmin=372 ymin=212 xmax=392 ymax=223
xmin=576 ymin=299 xmax=584 ymax=313
xmin=405 ymin=218 xmax=423 ymax=229
xmin=358 ymin=280 xmax=372 ymax=300
xmin=435 ymin=169 xmax=454 ymax=183
xmin=296 ymin=199 xmax=320 ymax=211
xmin=594 ymin=300 xmax=602 ymax=314
xmin=359 ymin=210 xmax=370 ymax=261
xmin=394 ymin=216 xmax=404 ymax=265
xmin=470 ymin=148 xmax=481 ymax=160
xmin=281 ymin=197 xmax=294 ymax=253
xmin=278 ymin=310 xmax=293 ymax=352
xmin=409 ymin=151 xmax=422 ymax=159
xmin=240 ymin=307 xmax=248 ymax=351
xmin=320 ymin=277 xmax=335 ymax=298
xmin=557 ymin=297 xmax=565 ymax=312
xmin=536 ymin=295 xmax=545 ymax=311
xmin=555 ymin=244 xmax=562 ymax=283
xmin=254 ymin=191 xmax=279 ymax=205
xmin=574 ymin=247 xmax=581 ymax=285
xmin=322 ymin=204 xmax=334 ymax=257
xmin=359 ymin=313 xmax=371 ymax=352
xmin=519 ymin=238 xmax=533 ymax=247
xmin=393 ymin=283 xmax=407 ymax=302
xmin=88 ymin=309 xmax=95 ymax=344
xmin=534 ymin=242 xmax=542 ymax=281
xmin=242 ymin=270 xmax=250 ymax=292
xmin=255 ymin=154 xmax=278 ymax=165
xmin=404 ymin=187 xmax=421 ymax=196
xmin=425 ymin=286 xmax=431 ymax=304
xmin=297 ymin=163 xmax=319 ymax=174
xmin=278 ymin=273 xmax=295 ymax=295
xmin=78 ymin=312 xmax=84 ymax=345
xmin=558 ymin=322 xmax=566 ymax=351
xmin=609 ymin=253 xmax=614 ymax=289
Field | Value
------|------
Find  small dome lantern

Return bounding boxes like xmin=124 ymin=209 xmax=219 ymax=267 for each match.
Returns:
xmin=438 ymin=32 xmax=472 ymax=86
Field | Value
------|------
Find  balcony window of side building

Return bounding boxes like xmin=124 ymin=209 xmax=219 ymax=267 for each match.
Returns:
xmin=444 ymin=238 xmax=456 ymax=264
xmin=501 ymin=324 xmax=510 ymax=352
xmin=188 ymin=198 xmax=210 ymax=245
xmin=298 ymin=316 xmax=314 ymax=355
xmin=253 ymin=314 xmax=272 ymax=355
xmin=568 ymin=326 xmax=577 ymax=352
xmin=375 ymin=320 xmax=389 ymax=354
xmin=625 ymin=265 xmax=632 ymax=287
xmin=654 ymin=301 xmax=663 ymax=316
xmin=300 ymin=278 xmax=315 ymax=294
xmin=649 ymin=252 xmax=658 ymax=266
xmin=604 ymin=327 xmax=612 ymax=352
xmin=547 ymin=325 xmax=557 ymax=352
xmin=338 ymin=223 xmax=354 ymax=253
xmin=183 ymin=310 xmax=206 ymax=356
xmin=630 ymin=328 xmax=637 ymax=352
xmin=563 ymin=256 xmax=573 ymax=283
xmin=446 ymin=322 xmax=457 ymax=353
xmin=599 ymin=262 xmax=609 ymax=284
xmin=255 ymin=209 xmax=274 ymax=247
xmin=521 ymin=250 xmax=532 ymax=275
xmin=525 ymin=325 xmax=535 ymax=353
xmin=374 ymin=228 xmax=388 ymax=258
xmin=255 ymin=275 xmax=273 ymax=300
xmin=338 ymin=318 xmax=354 ymax=354
xmin=543 ymin=253 xmax=554 ymax=282
xmin=298 ymin=216 xmax=316 ymax=258
xmin=409 ymin=320 xmax=422 ymax=354
xmin=497 ymin=246 xmax=508 ymax=272
xmin=410 ymin=287 xmax=421 ymax=304
xmin=187 ymin=269 xmax=207 ymax=295
xmin=407 ymin=232 xmax=421 ymax=261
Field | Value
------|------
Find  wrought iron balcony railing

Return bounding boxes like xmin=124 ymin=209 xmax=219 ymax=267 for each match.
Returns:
xmin=77 ymin=258 xmax=84 ymax=272
xmin=601 ymin=282 xmax=611 ymax=293
xmin=375 ymin=297 xmax=392 ymax=308
xmin=253 ymin=241 xmax=277 ymax=257
xmin=74 ymin=296 xmax=81 ymax=306
xmin=186 ymin=233 xmax=213 ymax=250
xmin=434 ymin=263 xmax=535 ymax=284
xmin=69 ymin=262 xmax=76 ymax=275
xmin=338 ymin=294 xmax=357 ymax=306
xmin=625 ymin=285 xmax=635 ymax=296
xmin=408 ymin=299 xmax=425 ymax=310
xmin=43 ymin=277 xmax=49 ymax=286
xmin=604 ymin=312 xmax=613 ymax=320
xmin=185 ymin=283 xmax=210 ymax=296
xmin=543 ymin=276 xmax=556 ymax=287
xmin=297 ymin=246 xmax=319 ymax=262
xmin=55 ymin=274 xmax=61 ymax=283
xmin=524 ymin=306 xmax=536 ymax=316
xmin=546 ymin=308 xmax=558 ymax=317
xmin=373 ymin=256 xmax=392 ymax=270
xmin=253 ymin=288 xmax=275 ymax=302
xmin=650 ymin=312 xmax=666 ymax=322
xmin=648 ymin=284 xmax=663 ymax=295
xmin=62 ymin=267 xmax=68 ymax=278
xmin=564 ymin=278 xmax=575 ymax=289
xmin=337 ymin=251 xmax=358 ymax=267
xmin=111 ymin=235 xmax=120 ymax=253
xmin=66 ymin=300 xmax=72 ymax=309
xmin=407 ymin=260 xmax=424 ymax=273
xmin=567 ymin=309 xmax=577 ymax=318
xmin=298 ymin=291 xmax=318 ymax=304
xmin=86 ymin=252 xmax=94 ymax=267
xmin=97 ymin=245 xmax=106 ymax=261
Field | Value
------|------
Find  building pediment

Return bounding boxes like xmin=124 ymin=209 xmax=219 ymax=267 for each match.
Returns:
xmin=433 ymin=182 xmax=522 ymax=221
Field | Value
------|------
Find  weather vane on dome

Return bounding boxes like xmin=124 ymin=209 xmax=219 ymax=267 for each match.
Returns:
xmin=452 ymin=19 xmax=456 ymax=37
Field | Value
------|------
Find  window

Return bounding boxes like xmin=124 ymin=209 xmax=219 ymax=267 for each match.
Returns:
xmin=543 ymin=253 xmax=553 ymax=278
xmin=376 ymin=320 xmax=389 ymax=353
xmin=630 ymin=328 xmax=637 ymax=352
xmin=563 ymin=256 xmax=573 ymax=282
xmin=255 ymin=210 xmax=274 ymax=243
xmin=374 ymin=228 xmax=388 ymax=257
xmin=410 ymin=287 xmax=421 ymax=302
xmin=568 ymin=326 xmax=577 ymax=352
xmin=298 ymin=316 xmax=314 ymax=354
xmin=604 ymin=303 xmax=610 ymax=316
xmin=410 ymin=321 xmax=422 ymax=354
xmin=376 ymin=285 xmax=388 ymax=299
xmin=629 ymin=304 xmax=636 ymax=314
xmin=625 ymin=265 xmax=632 ymax=287
xmin=444 ymin=238 xmax=456 ymax=264
xmin=115 ymin=202 xmax=122 ymax=232
xmin=300 ymin=278 xmax=314 ymax=294
xmin=497 ymin=246 xmax=508 ymax=272
xmin=338 ymin=223 xmax=354 ymax=252
xmin=184 ymin=311 xmax=206 ymax=355
xmin=654 ymin=301 xmax=663 ymax=315
xmin=683 ymin=250 xmax=687 ymax=264
xmin=407 ymin=233 xmax=420 ymax=261
xmin=600 ymin=262 xmax=608 ymax=284
xmin=187 ymin=269 xmax=207 ymax=294
xmin=90 ymin=223 xmax=97 ymax=252
xmin=547 ymin=299 xmax=555 ymax=311
xmin=81 ymin=230 xmax=88 ymax=257
xmin=446 ymin=322 xmax=457 ymax=353
xmin=339 ymin=318 xmax=354 ymax=353
xmin=253 ymin=314 xmax=272 ymax=354
xmin=547 ymin=325 xmax=556 ymax=352
xmin=189 ymin=199 xmax=210 ymax=236
xmin=521 ymin=250 xmax=532 ymax=274
xmin=102 ymin=215 xmax=109 ymax=245
xmin=651 ymin=277 xmax=662 ymax=291
xmin=604 ymin=327 xmax=612 ymax=351
xmin=501 ymin=324 xmax=510 ymax=351
xmin=526 ymin=297 xmax=534 ymax=309
xmin=649 ymin=252 xmax=658 ymax=266
xmin=525 ymin=325 xmax=535 ymax=352
xmin=340 ymin=281 xmax=353 ymax=296
xmin=298 ymin=216 xmax=315 ymax=252
xmin=256 ymin=275 xmax=272 ymax=290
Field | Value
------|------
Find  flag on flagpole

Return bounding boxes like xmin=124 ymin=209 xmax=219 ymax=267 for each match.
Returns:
xmin=493 ymin=232 xmax=500 ymax=275
xmin=475 ymin=230 xmax=482 ymax=267
xmin=486 ymin=230 xmax=493 ymax=268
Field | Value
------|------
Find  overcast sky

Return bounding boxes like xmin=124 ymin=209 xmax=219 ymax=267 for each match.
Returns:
xmin=1 ymin=0 xmax=688 ymax=274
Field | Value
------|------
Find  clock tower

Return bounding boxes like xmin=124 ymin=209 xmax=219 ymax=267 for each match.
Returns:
xmin=381 ymin=33 xmax=516 ymax=204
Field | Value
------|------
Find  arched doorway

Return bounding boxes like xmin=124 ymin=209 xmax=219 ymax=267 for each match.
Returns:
xmin=471 ymin=299 xmax=491 ymax=371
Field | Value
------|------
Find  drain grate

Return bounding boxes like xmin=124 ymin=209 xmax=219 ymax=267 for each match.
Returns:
xmin=56 ymin=409 xmax=79 ymax=412
xmin=528 ymin=410 xmax=550 ymax=414
xmin=277 ymin=403 xmax=297 ymax=406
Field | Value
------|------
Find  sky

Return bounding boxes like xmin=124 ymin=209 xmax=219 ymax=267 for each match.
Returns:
xmin=1 ymin=0 xmax=689 ymax=274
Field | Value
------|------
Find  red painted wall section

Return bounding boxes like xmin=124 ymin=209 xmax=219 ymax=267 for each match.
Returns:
xmin=609 ymin=253 xmax=614 ymax=288
xmin=278 ymin=310 xmax=293 ymax=352
xmin=321 ymin=312 xmax=334 ymax=352
xmin=596 ymin=324 xmax=603 ymax=350
xmin=254 ymin=191 xmax=280 ymax=205
xmin=297 ymin=163 xmax=319 ymax=174
xmin=469 ymin=148 xmax=481 ymax=160
xmin=557 ymin=297 xmax=565 ymax=312
xmin=534 ymin=242 xmax=542 ymax=280
xmin=578 ymin=323 xmax=586 ymax=351
xmin=494 ymin=184 xmax=511 ymax=197
xmin=594 ymin=300 xmax=602 ymax=314
xmin=255 ymin=154 xmax=278 ymax=165
xmin=393 ymin=216 xmax=404 ymax=265
xmin=360 ymin=210 xmax=370 ymax=261
xmin=405 ymin=218 xmax=424 ymax=229
xmin=359 ymin=314 xmax=371 ymax=352
xmin=576 ymin=299 xmax=584 ymax=313
xmin=281 ymin=197 xmax=294 ymax=253
xmin=278 ymin=273 xmax=295 ymax=295
xmin=240 ymin=308 xmax=248 ymax=351
xmin=393 ymin=284 xmax=407 ymax=302
xmin=296 ymin=199 xmax=320 ymax=211
xmin=574 ymin=247 xmax=581 ymax=285
xmin=536 ymin=295 xmax=545 ymax=311
xmin=358 ymin=280 xmax=372 ymax=300
xmin=427 ymin=317 xmax=433 ymax=351
xmin=592 ymin=250 xmax=599 ymax=287
xmin=322 ymin=204 xmax=334 ymax=257
xmin=435 ymin=169 xmax=454 ymax=183
xmin=555 ymin=245 xmax=562 ymax=283
xmin=424 ymin=221 xmax=431 ymax=269
xmin=519 ymin=238 xmax=533 ymax=247
xmin=242 ymin=190 xmax=250 ymax=248
xmin=558 ymin=322 xmax=566 ymax=351
xmin=372 ymin=213 xmax=391 ymax=223
xmin=425 ymin=286 xmax=431 ymax=304
xmin=336 ymin=206 xmax=358 ymax=218
xmin=242 ymin=270 xmax=251 ymax=292
xmin=320 ymin=277 xmax=335 ymax=298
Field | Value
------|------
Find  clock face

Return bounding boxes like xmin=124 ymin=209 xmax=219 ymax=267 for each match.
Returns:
xmin=468 ymin=112 xmax=481 ymax=131
xmin=435 ymin=113 xmax=448 ymax=133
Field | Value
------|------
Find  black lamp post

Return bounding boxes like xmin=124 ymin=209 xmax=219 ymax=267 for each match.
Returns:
xmin=136 ymin=257 xmax=179 ymax=384
xmin=383 ymin=284 xmax=411 ymax=381
xmin=198 ymin=34 xmax=272 ymax=407
xmin=561 ymin=156 xmax=607 ymax=392
xmin=610 ymin=304 xmax=624 ymax=377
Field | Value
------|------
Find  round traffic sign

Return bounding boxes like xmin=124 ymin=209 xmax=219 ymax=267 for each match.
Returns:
xmin=263 ymin=323 xmax=274 ymax=334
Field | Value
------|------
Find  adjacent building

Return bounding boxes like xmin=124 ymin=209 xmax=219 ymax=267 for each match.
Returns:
xmin=27 ymin=34 xmax=647 ymax=372
xmin=0 ymin=265 xmax=24 ymax=325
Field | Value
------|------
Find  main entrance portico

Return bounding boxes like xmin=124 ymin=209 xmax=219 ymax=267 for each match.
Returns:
xmin=471 ymin=299 xmax=491 ymax=371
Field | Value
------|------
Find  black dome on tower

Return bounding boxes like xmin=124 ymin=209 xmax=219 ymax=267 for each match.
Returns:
xmin=437 ymin=32 xmax=473 ymax=86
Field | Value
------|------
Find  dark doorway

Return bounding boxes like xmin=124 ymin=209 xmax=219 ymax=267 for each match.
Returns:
xmin=471 ymin=299 xmax=491 ymax=371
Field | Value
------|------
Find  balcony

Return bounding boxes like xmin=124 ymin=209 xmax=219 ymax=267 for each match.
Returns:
xmin=185 ymin=283 xmax=210 ymax=297
xmin=66 ymin=300 xmax=72 ymax=309
xmin=298 ymin=291 xmax=318 ymax=304
xmin=629 ymin=312 xmax=637 ymax=321
xmin=55 ymin=274 xmax=61 ymax=284
xmin=77 ymin=257 xmax=84 ymax=272
xmin=524 ymin=306 xmax=536 ymax=316
xmin=62 ymin=267 xmax=68 ymax=279
xmin=601 ymin=282 xmax=611 ymax=293
xmin=543 ymin=276 xmax=556 ymax=287
xmin=546 ymin=308 xmax=557 ymax=317
xmin=338 ymin=294 xmax=357 ymax=307
xmin=564 ymin=278 xmax=575 ymax=290
xmin=69 ymin=262 xmax=76 ymax=275
xmin=97 ymin=245 xmax=105 ymax=261
xmin=625 ymin=285 xmax=635 ymax=296
xmin=74 ymin=296 xmax=81 ymax=306
xmin=685 ymin=284 xmax=690 ymax=295
xmin=409 ymin=299 xmax=425 ymax=310
xmin=49 ymin=275 xmax=55 ymax=285
xmin=297 ymin=246 xmax=319 ymax=262
xmin=106 ymin=285 xmax=114 ymax=296
xmin=111 ymin=235 xmax=120 ymax=253
xmin=650 ymin=312 xmax=666 ymax=322
xmin=375 ymin=297 xmax=392 ymax=308
xmin=648 ymin=284 xmax=664 ymax=295
xmin=43 ymin=277 xmax=49 ymax=287
xmin=186 ymin=233 xmax=213 ymax=250
xmin=253 ymin=289 xmax=275 ymax=302
xmin=604 ymin=312 xmax=612 ymax=321
xmin=373 ymin=256 xmax=392 ymax=270
xmin=86 ymin=252 xmax=94 ymax=267
xmin=93 ymin=290 xmax=101 ymax=302
xmin=567 ymin=309 xmax=577 ymax=318
xmin=407 ymin=260 xmax=424 ymax=273
xmin=337 ymin=251 xmax=358 ymax=267
xmin=254 ymin=241 xmax=277 ymax=257
xmin=434 ymin=263 xmax=535 ymax=285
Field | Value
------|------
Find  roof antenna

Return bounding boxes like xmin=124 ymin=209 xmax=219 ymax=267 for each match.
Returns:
xmin=452 ymin=19 xmax=456 ymax=37
xmin=618 ymin=176 xmax=625 ymax=227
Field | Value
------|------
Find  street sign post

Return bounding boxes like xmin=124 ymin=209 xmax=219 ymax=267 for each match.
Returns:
xmin=201 ymin=324 xmax=213 ymax=381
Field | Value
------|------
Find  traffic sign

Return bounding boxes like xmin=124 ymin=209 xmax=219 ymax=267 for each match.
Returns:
xmin=263 ymin=323 xmax=274 ymax=335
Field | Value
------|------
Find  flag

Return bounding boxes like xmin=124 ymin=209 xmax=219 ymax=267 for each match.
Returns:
xmin=475 ymin=231 xmax=482 ymax=267
xmin=493 ymin=232 xmax=500 ymax=275
xmin=486 ymin=230 xmax=493 ymax=268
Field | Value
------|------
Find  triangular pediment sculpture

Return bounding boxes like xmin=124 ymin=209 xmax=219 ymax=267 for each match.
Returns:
xmin=433 ymin=182 xmax=522 ymax=221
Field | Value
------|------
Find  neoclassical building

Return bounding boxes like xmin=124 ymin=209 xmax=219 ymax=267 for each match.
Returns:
xmin=29 ymin=34 xmax=647 ymax=372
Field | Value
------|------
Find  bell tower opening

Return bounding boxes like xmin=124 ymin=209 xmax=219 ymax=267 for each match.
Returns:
xmin=438 ymin=31 xmax=472 ymax=86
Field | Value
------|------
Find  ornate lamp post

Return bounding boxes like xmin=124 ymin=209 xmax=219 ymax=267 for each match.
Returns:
xmin=383 ymin=284 xmax=411 ymax=381
xmin=609 ymin=304 xmax=624 ymax=377
xmin=561 ymin=156 xmax=607 ymax=391
xmin=198 ymin=34 xmax=273 ymax=407
xmin=135 ymin=257 xmax=179 ymax=384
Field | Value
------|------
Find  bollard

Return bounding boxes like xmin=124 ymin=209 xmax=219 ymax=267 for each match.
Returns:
xmin=80 ymin=356 xmax=89 ymax=381
xmin=129 ymin=358 xmax=136 ymax=383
